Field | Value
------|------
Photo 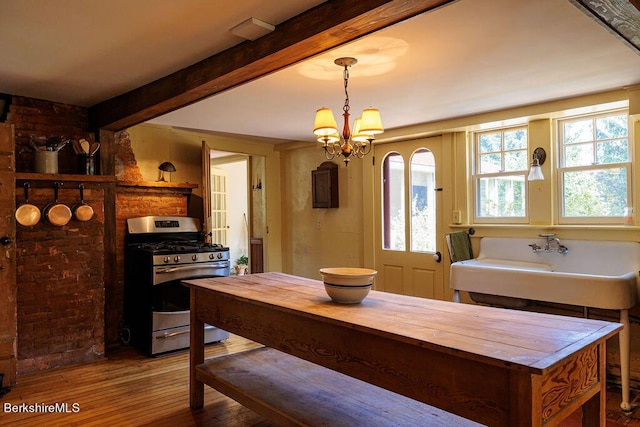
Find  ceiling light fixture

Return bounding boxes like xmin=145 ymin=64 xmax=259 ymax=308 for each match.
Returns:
xmin=313 ymin=57 xmax=384 ymax=166
xmin=528 ymin=147 xmax=546 ymax=181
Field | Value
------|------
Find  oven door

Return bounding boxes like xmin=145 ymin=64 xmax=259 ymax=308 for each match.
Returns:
xmin=153 ymin=260 xmax=230 ymax=285
xmin=150 ymin=262 xmax=230 ymax=355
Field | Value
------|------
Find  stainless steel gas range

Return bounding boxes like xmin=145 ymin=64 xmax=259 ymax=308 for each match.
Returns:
xmin=124 ymin=216 xmax=230 ymax=356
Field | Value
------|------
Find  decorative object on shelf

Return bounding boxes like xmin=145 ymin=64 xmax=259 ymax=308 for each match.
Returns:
xmin=158 ymin=161 xmax=176 ymax=182
xmin=313 ymin=57 xmax=384 ymax=166
xmin=527 ymin=147 xmax=546 ymax=181
xmin=30 ymin=135 xmax=69 ymax=174
xmin=72 ymin=138 xmax=100 ymax=175
xmin=235 ymin=255 xmax=249 ymax=275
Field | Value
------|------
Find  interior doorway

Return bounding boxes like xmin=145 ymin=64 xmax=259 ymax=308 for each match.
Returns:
xmin=202 ymin=141 xmax=267 ymax=274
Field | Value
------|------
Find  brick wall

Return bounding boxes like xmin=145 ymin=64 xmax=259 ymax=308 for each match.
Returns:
xmin=10 ymin=97 xmax=93 ymax=174
xmin=16 ymin=185 xmax=105 ymax=374
xmin=7 ymin=96 xmax=105 ymax=374
xmin=7 ymin=98 xmax=193 ymax=373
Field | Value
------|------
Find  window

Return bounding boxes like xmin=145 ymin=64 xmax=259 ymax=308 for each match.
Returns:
xmin=410 ymin=149 xmax=435 ymax=252
xmin=382 ymin=153 xmax=405 ymax=250
xmin=382 ymin=149 xmax=436 ymax=252
xmin=558 ymin=110 xmax=630 ymax=223
xmin=473 ymin=127 xmax=528 ymax=221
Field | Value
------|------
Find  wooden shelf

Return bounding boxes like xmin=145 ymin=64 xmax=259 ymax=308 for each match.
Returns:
xmin=15 ymin=172 xmax=117 ymax=183
xmin=117 ymin=181 xmax=198 ymax=189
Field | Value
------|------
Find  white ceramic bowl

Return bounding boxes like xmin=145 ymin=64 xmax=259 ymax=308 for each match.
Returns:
xmin=319 ymin=268 xmax=377 ymax=304
xmin=324 ymin=283 xmax=371 ymax=304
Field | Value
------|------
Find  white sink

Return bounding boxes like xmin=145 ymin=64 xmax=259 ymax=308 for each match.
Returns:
xmin=450 ymin=237 xmax=640 ymax=411
xmin=451 ymin=258 xmax=637 ymax=310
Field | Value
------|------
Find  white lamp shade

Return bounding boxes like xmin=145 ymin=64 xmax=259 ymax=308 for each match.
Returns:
xmin=359 ymin=108 xmax=384 ymax=135
xmin=351 ymin=118 xmax=369 ymax=142
xmin=313 ymin=108 xmax=338 ymax=136
xmin=527 ymin=159 xmax=544 ymax=181
xmin=318 ymin=133 xmax=340 ymax=144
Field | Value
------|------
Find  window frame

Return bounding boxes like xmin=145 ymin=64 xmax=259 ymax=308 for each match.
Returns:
xmin=556 ymin=109 xmax=632 ymax=225
xmin=472 ymin=125 xmax=530 ymax=224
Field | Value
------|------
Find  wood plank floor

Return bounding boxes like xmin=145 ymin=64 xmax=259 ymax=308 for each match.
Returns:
xmin=1 ymin=334 xmax=640 ymax=426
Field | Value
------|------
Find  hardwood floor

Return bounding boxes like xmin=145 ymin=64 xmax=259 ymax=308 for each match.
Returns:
xmin=0 ymin=335 xmax=274 ymax=427
xmin=1 ymin=333 xmax=640 ymax=426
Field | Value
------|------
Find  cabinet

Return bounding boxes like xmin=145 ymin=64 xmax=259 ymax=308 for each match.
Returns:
xmin=312 ymin=162 xmax=338 ymax=209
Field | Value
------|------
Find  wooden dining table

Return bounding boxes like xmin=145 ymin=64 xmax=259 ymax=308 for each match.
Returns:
xmin=185 ymin=272 xmax=621 ymax=426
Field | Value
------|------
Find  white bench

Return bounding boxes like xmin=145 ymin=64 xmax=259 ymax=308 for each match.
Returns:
xmin=196 ymin=347 xmax=482 ymax=426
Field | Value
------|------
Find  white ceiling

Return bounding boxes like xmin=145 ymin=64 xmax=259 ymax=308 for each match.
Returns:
xmin=2 ymin=0 xmax=639 ymax=143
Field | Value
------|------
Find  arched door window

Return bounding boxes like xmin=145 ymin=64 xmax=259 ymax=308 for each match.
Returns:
xmin=382 ymin=152 xmax=405 ymax=250
xmin=382 ymin=148 xmax=435 ymax=253
xmin=410 ymin=149 xmax=436 ymax=252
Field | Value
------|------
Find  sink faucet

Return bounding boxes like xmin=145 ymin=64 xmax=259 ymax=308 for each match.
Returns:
xmin=538 ymin=233 xmax=569 ymax=254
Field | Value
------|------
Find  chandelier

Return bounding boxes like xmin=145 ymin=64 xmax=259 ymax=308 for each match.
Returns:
xmin=313 ymin=57 xmax=384 ymax=166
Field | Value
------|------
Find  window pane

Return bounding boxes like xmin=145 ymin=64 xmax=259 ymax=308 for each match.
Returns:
xmin=564 ymin=143 xmax=593 ymax=167
xmin=564 ymin=119 xmax=593 ymax=144
xmin=596 ymin=139 xmax=629 ymax=164
xmin=563 ymin=167 xmax=628 ymax=217
xmin=410 ymin=149 xmax=435 ymax=252
xmin=383 ymin=153 xmax=405 ymax=250
xmin=477 ymin=175 xmax=525 ymax=217
xmin=479 ymin=133 xmax=501 ymax=153
xmin=479 ymin=153 xmax=501 ymax=173
xmin=596 ymin=114 xmax=627 ymax=140
xmin=503 ymin=150 xmax=527 ymax=172
xmin=504 ymin=129 xmax=527 ymax=150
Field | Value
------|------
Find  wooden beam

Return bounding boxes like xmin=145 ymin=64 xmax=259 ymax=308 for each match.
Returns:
xmin=89 ymin=0 xmax=456 ymax=131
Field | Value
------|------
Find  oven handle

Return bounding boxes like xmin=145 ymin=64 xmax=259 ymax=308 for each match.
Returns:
xmin=156 ymin=325 xmax=216 ymax=339
xmin=156 ymin=262 xmax=229 ymax=274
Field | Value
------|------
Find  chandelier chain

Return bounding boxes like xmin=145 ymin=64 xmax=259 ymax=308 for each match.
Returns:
xmin=343 ymin=65 xmax=350 ymax=114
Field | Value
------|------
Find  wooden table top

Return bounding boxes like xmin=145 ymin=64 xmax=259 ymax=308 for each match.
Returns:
xmin=184 ymin=272 xmax=622 ymax=374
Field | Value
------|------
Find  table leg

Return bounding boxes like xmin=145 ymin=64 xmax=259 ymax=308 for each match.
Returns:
xmin=581 ymin=342 xmax=607 ymax=427
xmin=190 ymin=288 xmax=205 ymax=409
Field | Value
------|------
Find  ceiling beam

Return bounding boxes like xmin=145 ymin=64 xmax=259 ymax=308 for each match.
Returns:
xmin=89 ymin=0 xmax=456 ymax=131
xmin=569 ymin=0 xmax=640 ymax=56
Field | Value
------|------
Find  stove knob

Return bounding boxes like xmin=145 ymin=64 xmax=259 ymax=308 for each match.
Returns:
xmin=174 ymin=255 xmax=181 ymax=263
xmin=217 ymin=253 xmax=223 ymax=259
xmin=192 ymin=254 xmax=198 ymax=261
xmin=163 ymin=256 xmax=170 ymax=264
xmin=209 ymin=253 xmax=215 ymax=260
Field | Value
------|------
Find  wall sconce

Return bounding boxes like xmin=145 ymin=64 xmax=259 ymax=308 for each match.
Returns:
xmin=158 ymin=161 xmax=176 ymax=182
xmin=528 ymin=147 xmax=546 ymax=181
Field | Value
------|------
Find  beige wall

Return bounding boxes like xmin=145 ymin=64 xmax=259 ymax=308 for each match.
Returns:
xmin=280 ymin=146 xmax=366 ymax=280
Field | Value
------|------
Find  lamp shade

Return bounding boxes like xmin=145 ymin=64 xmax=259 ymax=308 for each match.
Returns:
xmin=159 ymin=161 xmax=176 ymax=172
xmin=359 ymin=108 xmax=384 ymax=135
xmin=527 ymin=159 xmax=544 ymax=181
xmin=313 ymin=108 xmax=338 ymax=137
xmin=351 ymin=118 xmax=369 ymax=143
xmin=318 ymin=133 xmax=340 ymax=144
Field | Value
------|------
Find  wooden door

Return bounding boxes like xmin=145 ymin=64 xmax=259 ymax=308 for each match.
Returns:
xmin=201 ymin=141 xmax=230 ymax=246
xmin=373 ymin=136 xmax=444 ymax=299
xmin=209 ymin=168 xmax=229 ymax=246
xmin=0 ymin=123 xmax=16 ymax=387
